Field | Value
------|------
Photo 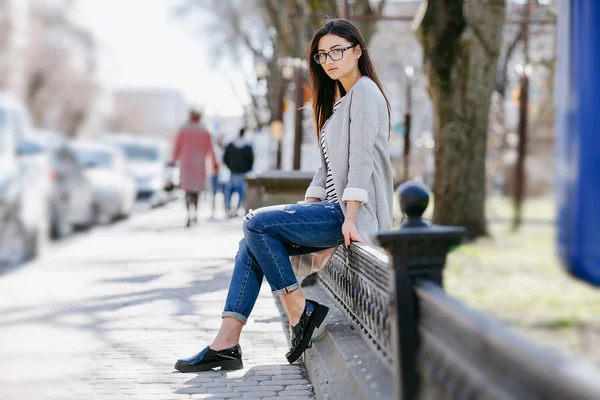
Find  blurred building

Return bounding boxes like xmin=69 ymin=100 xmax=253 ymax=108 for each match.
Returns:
xmin=112 ymin=88 xmax=189 ymax=139
xmin=0 ymin=0 xmax=30 ymax=100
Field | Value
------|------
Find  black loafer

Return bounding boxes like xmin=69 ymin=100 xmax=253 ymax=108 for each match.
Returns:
xmin=286 ymin=299 xmax=329 ymax=364
xmin=174 ymin=344 xmax=243 ymax=372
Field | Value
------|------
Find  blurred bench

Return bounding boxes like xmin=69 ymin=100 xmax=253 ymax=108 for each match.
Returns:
xmin=245 ymin=170 xmax=314 ymax=210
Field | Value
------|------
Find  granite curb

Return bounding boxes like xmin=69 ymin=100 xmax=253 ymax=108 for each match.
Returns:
xmin=276 ymin=278 xmax=393 ymax=400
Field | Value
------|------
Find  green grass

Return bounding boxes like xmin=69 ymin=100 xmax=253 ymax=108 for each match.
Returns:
xmin=393 ymin=194 xmax=600 ymax=363
xmin=440 ymin=197 xmax=600 ymax=364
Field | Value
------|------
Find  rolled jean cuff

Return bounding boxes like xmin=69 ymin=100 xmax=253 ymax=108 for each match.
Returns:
xmin=222 ymin=311 xmax=248 ymax=325
xmin=272 ymin=282 xmax=299 ymax=296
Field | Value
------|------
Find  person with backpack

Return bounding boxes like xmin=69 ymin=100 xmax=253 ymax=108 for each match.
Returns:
xmin=223 ymin=127 xmax=254 ymax=217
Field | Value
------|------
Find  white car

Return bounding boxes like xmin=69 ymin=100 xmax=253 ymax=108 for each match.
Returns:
xmin=71 ymin=141 xmax=136 ymax=224
xmin=0 ymin=93 xmax=50 ymax=266
xmin=103 ymin=135 xmax=173 ymax=207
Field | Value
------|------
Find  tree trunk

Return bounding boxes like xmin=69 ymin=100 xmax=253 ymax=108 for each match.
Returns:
xmin=417 ymin=0 xmax=506 ymax=239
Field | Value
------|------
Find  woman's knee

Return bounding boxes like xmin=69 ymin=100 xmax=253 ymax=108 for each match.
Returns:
xmin=242 ymin=209 xmax=260 ymax=235
xmin=242 ymin=208 xmax=272 ymax=237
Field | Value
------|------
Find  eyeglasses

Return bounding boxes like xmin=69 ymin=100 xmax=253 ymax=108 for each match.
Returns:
xmin=313 ymin=45 xmax=356 ymax=65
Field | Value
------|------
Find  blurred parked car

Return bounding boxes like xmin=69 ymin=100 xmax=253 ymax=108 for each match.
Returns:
xmin=103 ymin=135 xmax=173 ymax=207
xmin=30 ymin=130 xmax=96 ymax=238
xmin=0 ymin=93 xmax=49 ymax=266
xmin=71 ymin=141 xmax=136 ymax=224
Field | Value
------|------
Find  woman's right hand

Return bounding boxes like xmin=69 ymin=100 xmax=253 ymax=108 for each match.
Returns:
xmin=341 ymin=219 xmax=365 ymax=248
xmin=305 ymin=197 xmax=321 ymax=203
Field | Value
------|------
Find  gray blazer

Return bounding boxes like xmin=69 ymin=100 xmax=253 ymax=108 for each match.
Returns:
xmin=305 ymin=76 xmax=394 ymax=245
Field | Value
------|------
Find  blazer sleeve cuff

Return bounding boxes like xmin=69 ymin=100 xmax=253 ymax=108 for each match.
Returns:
xmin=342 ymin=187 xmax=368 ymax=204
xmin=305 ymin=186 xmax=326 ymax=200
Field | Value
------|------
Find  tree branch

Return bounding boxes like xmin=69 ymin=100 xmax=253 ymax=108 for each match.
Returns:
xmin=228 ymin=8 xmax=263 ymax=58
xmin=263 ymin=0 xmax=284 ymax=39
xmin=496 ymin=26 xmax=523 ymax=95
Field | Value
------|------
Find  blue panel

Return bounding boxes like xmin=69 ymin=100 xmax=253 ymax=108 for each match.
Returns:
xmin=556 ymin=0 xmax=600 ymax=286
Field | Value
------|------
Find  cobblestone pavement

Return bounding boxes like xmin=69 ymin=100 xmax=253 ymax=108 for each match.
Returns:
xmin=0 ymin=201 xmax=315 ymax=400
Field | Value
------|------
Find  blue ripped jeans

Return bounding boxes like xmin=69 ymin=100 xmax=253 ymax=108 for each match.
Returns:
xmin=222 ymin=201 xmax=345 ymax=324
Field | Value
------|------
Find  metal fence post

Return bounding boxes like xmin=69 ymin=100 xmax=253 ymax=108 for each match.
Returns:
xmin=376 ymin=182 xmax=465 ymax=399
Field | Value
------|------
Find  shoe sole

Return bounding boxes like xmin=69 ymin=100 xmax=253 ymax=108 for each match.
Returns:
xmin=286 ymin=304 xmax=329 ymax=364
xmin=174 ymin=358 xmax=243 ymax=373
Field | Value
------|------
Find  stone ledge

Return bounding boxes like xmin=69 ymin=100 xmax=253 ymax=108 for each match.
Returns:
xmin=281 ymin=278 xmax=394 ymax=400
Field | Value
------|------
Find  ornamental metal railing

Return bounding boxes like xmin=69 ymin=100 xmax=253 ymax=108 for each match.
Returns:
xmin=316 ymin=182 xmax=600 ymax=400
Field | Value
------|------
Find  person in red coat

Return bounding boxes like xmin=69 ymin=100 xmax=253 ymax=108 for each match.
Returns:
xmin=172 ymin=109 xmax=219 ymax=227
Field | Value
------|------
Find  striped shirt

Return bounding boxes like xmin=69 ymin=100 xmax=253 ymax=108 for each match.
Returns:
xmin=320 ymin=98 xmax=344 ymax=203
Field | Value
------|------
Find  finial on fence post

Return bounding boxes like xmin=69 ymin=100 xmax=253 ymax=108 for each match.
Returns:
xmin=398 ymin=181 xmax=431 ymax=228
xmin=376 ymin=181 xmax=465 ymax=400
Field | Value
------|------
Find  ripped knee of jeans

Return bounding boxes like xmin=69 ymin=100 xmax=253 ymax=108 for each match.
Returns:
xmin=242 ymin=209 xmax=257 ymax=233
xmin=243 ymin=209 xmax=255 ymax=222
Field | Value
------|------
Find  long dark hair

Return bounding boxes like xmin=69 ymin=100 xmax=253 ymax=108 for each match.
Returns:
xmin=306 ymin=18 xmax=391 ymax=137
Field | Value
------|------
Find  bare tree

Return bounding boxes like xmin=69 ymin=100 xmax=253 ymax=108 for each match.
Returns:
xmin=174 ymin=0 xmax=386 ymax=125
xmin=24 ymin=6 xmax=96 ymax=137
xmin=416 ymin=0 xmax=506 ymax=239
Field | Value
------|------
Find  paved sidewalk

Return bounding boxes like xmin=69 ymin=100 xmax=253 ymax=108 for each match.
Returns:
xmin=0 ymin=201 xmax=315 ymax=399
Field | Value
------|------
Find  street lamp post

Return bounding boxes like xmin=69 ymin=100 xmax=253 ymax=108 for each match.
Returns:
xmin=403 ymin=65 xmax=414 ymax=182
xmin=292 ymin=60 xmax=305 ymax=170
xmin=512 ymin=0 xmax=533 ymax=230
xmin=252 ymin=59 xmax=269 ymax=130
xmin=270 ymin=58 xmax=306 ymax=171
xmin=512 ymin=63 xmax=531 ymax=230
xmin=273 ymin=77 xmax=285 ymax=170
xmin=271 ymin=61 xmax=295 ymax=170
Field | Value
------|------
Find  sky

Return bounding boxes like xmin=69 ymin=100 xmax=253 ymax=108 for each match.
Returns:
xmin=69 ymin=0 xmax=554 ymax=119
xmin=72 ymin=0 xmax=247 ymax=117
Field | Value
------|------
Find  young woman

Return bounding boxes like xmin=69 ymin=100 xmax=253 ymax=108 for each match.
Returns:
xmin=174 ymin=18 xmax=393 ymax=372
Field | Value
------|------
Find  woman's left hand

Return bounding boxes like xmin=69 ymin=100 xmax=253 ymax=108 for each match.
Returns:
xmin=342 ymin=219 xmax=365 ymax=248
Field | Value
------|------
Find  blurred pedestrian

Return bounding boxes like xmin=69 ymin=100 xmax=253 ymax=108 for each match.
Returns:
xmin=171 ymin=109 xmax=219 ymax=227
xmin=223 ymin=127 xmax=254 ymax=218
xmin=210 ymin=133 xmax=230 ymax=219
xmin=174 ymin=18 xmax=393 ymax=371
